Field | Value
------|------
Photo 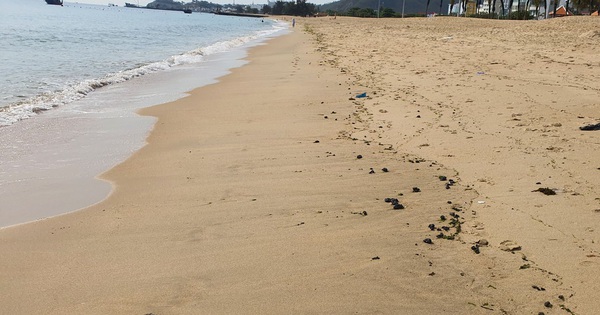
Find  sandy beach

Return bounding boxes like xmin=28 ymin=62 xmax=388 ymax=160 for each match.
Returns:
xmin=1 ymin=16 xmax=599 ymax=314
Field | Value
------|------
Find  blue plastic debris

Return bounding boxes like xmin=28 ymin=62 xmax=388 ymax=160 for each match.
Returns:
xmin=356 ymin=92 xmax=367 ymax=98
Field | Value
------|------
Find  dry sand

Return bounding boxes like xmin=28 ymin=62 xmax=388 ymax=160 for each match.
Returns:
xmin=1 ymin=16 xmax=599 ymax=314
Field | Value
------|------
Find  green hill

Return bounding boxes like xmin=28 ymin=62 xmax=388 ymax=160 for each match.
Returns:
xmin=319 ymin=0 xmax=450 ymax=15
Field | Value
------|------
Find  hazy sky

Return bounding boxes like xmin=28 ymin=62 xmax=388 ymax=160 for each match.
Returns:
xmin=71 ymin=0 xmax=334 ymax=6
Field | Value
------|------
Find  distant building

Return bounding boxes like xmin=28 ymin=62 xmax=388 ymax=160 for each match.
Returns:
xmin=548 ymin=5 xmax=573 ymax=16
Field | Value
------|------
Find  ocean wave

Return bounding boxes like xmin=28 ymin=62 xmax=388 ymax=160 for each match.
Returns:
xmin=0 ymin=22 xmax=287 ymax=127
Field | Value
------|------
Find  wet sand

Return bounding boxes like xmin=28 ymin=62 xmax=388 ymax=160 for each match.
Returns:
xmin=1 ymin=17 xmax=599 ymax=314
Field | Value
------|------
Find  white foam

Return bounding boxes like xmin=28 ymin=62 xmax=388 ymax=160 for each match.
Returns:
xmin=0 ymin=21 xmax=287 ymax=127
xmin=0 ymin=20 xmax=289 ymax=229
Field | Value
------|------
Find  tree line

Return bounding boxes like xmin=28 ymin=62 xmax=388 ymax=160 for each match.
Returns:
xmin=447 ymin=0 xmax=600 ymax=19
xmin=231 ymin=0 xmax=318 ymax=16
xmin=185 ymin=0 xmax=599 ymax=18
xmin=340 ymin=0 xmax=599 ymax=19
xmin=262 ymin=0 xmax=318 ymax=16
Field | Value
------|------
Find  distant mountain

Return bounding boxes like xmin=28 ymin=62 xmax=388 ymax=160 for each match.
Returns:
xmin=145 ymin=0 xmax=223 ymax=11
xmin=147 ymin=0 xmax=184 ymax=10
xmin=319 ymin=0 xmax=450 ymax=15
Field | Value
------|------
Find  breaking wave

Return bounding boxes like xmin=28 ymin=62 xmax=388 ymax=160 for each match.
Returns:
xmin=0 ymin=22 xmax=286 ymax=127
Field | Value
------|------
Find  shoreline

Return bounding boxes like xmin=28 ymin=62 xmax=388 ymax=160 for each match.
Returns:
xmin=1 ymin=16 xmax=599 ymax=314
xmin=0 ymin=25 xmax=483 ymax=314
xmin=0 ymin=25 xmax=287 ymax=229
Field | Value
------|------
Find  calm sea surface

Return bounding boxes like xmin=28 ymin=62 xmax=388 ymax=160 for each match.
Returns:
xmin=0 ymin=0 xmax=287 ymax=227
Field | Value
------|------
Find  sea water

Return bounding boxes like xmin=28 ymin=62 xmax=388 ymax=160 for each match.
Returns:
xmin=0 ymin=0 xmax=287 ymax=228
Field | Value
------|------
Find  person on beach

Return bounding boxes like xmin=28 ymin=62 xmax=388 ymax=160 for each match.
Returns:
xmin=292 ymin=18 xmax=296 ymax=27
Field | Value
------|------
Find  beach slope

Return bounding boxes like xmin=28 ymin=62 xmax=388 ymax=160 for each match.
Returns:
xmin=1 ymin=17 xmax=599 ymax=314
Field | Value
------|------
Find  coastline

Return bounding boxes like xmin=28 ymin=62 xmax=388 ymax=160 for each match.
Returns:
xmin=1 ymin=16 xmax=599 ymax=314
xmin=0 ymin=23 xmax=287 ymax=229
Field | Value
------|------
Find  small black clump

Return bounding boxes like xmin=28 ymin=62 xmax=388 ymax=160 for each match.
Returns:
xmin=534 ymin=187 xmax=556 ymax=195
xmin=428 ymin=223 xmax=436 ymax=231
xmin=357 ymin=155 xmax=363 ymax=159
xmin=393 ymin=204 xmax=405 ymax=210
xmin=532 ymin=285 xmax=545 ymax=291
xmin=382 ymin=167 xmax=389 ymax=172
xmin=471 ymin=245 xmax=480 ymax=254
xmin=423 ymin=238 xmax=433 ymax=244
xmin=412 ymin=187 xmax=421 ymax=193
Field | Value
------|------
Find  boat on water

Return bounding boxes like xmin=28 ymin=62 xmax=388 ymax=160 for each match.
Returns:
xmin=45 ymin=0 xmax=63 ymax=5
xmin=183 ymin=8 xmax=192 ymax=13
xmin=124 ymin=2 xmax=140 ymax=8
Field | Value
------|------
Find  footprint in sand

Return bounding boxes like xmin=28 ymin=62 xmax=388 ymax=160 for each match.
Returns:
xmin=579 ymin=260 xmax=598 ymax=267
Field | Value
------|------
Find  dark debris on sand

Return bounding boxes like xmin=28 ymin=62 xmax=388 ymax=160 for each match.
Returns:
xmin=384 ymin=197 xmax=405 ymax=210
xmin=533 ymin=187 xmax=556 ymax=195
xmin=579 ymin=122 xmax=600 ymax=131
